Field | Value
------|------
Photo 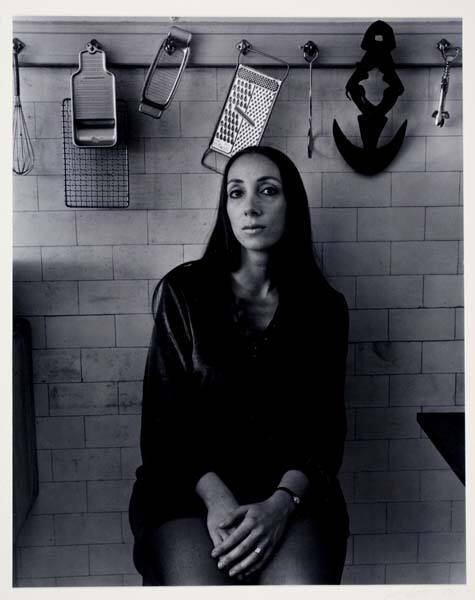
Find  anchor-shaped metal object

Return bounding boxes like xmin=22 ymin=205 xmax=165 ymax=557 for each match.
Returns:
xmin=333 ymin=20 xmax=407 ymax=175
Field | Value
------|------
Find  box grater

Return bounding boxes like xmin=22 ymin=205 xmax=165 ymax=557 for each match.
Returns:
xmin=71 ymin=41 xmax=117 ymax=147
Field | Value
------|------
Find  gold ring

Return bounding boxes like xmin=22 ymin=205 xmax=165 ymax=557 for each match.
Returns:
xmin=254 ymin=547 xmax=262 ymax=554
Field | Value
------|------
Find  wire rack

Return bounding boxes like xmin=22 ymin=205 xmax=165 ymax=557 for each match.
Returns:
xmin=62 ymin=98 xmax=129 ymax=208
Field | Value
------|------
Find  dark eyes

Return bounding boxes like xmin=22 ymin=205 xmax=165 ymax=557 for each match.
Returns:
xmin=227 ymin=185 xmax=280 ymax=199
xmin=261 ymin=185 xmax=279 ymax=196
xmin=228 ymin=188 xmax=244 ymax=199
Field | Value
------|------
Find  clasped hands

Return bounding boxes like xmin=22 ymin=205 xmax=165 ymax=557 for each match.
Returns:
xmin=207 ymin=493 xmax=294 ymax=581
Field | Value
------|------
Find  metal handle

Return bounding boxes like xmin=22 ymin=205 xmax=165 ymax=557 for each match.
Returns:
xmin=12 ymin=38 xmax=25 ymax=98
xmin=164 ymin=26 xmax=193 ymax=55
xmin=236 ymin=39 xmax=290 ymax=81
xmin=13 ymin=49 xmax=20 ymax=98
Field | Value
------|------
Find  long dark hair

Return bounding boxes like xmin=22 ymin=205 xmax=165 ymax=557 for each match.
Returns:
xmin=201 ymin=146 xmax=332 ymax=296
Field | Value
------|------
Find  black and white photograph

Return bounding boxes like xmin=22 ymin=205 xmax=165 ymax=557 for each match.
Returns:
xmin=5 ymin=2 xmax=472 ymax=594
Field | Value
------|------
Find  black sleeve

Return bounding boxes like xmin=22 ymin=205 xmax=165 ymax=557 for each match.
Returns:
xmin=277 ymin=292 xmax=349 ymax=496
xmin=139 ymin=276 xmax=215 ymax=494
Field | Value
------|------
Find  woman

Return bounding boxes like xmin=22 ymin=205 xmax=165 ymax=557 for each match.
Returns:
xmin=129 ymin=146 xmax=350 ymax=585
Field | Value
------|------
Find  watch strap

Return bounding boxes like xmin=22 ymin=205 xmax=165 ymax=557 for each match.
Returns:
xmin=275 ymin=486 xmax=301 ymax=506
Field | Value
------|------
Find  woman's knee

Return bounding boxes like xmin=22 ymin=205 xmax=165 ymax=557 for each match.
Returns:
xmin=142 ymin=517 xmax=233 ymax=586
xmin=258 ymin=515 xmax=347 ymax=585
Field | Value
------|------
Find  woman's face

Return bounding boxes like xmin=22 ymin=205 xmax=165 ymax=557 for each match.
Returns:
xmin=226 ymin=153 xmax=287 ymax=254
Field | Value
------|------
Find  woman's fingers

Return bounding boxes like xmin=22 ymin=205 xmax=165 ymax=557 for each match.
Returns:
xmin=219 ymin=505 xmax=248 ymax=528
xmin=216 ymin=531 xmax=260 ymax=571
xmin=218 ymin=526 xmax=235 ymax=542
xmin=210 ymin=532 xmax=221 ymax=547
xmin=211 ymin=516 xmax=252 ymax=558
xmin=228 ymin=543 xmax=270 ymax=578
xmin=208 ymin=521 xmax=236 ymax=547
xmin=241 ymin=554 xmax=268 ymax=579
xmin=239 ymin=542 xmax=275 ymax=579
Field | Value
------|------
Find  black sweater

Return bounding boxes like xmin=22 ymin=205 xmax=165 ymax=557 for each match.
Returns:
xmin=130 ymin=259 xmax=349 ymax=531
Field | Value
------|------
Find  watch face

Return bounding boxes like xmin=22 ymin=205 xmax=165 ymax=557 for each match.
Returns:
xmin=276 ymin=487 xmax=301 ymax=506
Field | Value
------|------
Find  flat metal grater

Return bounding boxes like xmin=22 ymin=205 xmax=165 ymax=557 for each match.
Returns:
xmin=140 ymin=26 xmax=192 ymax=119
xmin=71 ymin=40 xmax=117 ymax=147
xmin=211 ymin=65 xmax=282 ymax=157
xmin=202 ymin=40 xmax=289 ymax=173
xmin=62 ymin=98 xmax=129 ymax=208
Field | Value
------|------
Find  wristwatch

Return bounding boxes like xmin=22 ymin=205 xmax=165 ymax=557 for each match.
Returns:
xmin=275 ymin=486 xmax=302 ymax=506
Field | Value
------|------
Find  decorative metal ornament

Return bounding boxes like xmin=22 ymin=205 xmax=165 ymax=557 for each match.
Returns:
xmin=333 ymin=20 xmax=407 ymax=175
xmin=432 ymin=38 xmax=461 ymax=127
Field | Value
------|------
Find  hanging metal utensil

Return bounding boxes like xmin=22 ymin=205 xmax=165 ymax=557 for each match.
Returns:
xmin=432 ymin=38 xmax=461 ymax=127
xmin=71 ymin=39 xmax=117 ymax=147
xmin=12 ymin=38 xmax=35 ymax=175
xmin=140 ymin=26 xmax=192 ymax=119
xmin=333 ymin=20 xmax=406 ymax=175
xmin=301 ymin=40 xmax=319 ymax=158
xmin=201 ymin=40 xmax=290 ymax=173
xmin=62 ymin=98 xmax=129 ymax=208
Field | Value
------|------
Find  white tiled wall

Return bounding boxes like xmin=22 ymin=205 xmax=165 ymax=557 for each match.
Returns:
xmin=13 ymin=62 xmax=464 ymax=586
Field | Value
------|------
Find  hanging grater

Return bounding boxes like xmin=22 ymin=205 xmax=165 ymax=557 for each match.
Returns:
xmin=140 ymin=26 xmax=192 ymax=119
xmin=202 ymin=40 xmax=289 ymax=173
xmin=71 ymin=40 xmax=117 ymax=147
xmin=62 ymin=98 xmax=129 ymax=208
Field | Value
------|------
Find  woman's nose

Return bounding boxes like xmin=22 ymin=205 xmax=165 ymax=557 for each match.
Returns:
xmin=244 ymin=206 xmax=261 ymax=216
xmin=243 ymin=194 xmax=262 ymax=216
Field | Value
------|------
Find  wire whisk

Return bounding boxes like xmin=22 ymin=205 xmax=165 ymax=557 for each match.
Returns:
xmin=13 ymin=38 xmax=34 ymax=176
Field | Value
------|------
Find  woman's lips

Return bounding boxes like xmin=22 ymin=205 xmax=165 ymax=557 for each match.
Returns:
xmin=242 ymin=225 xmax=266 ymax=235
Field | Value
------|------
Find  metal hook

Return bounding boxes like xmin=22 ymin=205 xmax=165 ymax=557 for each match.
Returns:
xmin=86 ymin=40 xmax=103 ymax=54
xmin=301 ymin=40 xmax=319 ymax=64
xmin=236 ymin=39 xmax=290 ymax=81
xmin=13 ymin=38 xmax=25 ymax=55
xmin=436 ymin=38 xmax=461 ymax=65
xmin=164 ymin=32 xmax=178 ymax=55
xmin=236 ymin=39 xmax=252 ymax=55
